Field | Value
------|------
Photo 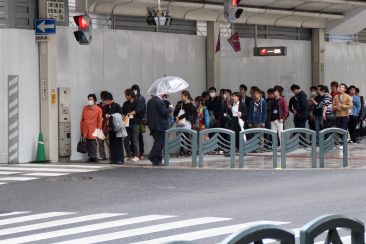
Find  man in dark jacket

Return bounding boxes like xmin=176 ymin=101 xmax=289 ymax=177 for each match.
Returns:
xmin=206 ymin=87 xmax=222 ymax=128
xmin=290 ymin=84 xmax=309 ymax=129
xmin=104 ymin=93 xmax=124 ymax=164
xmin=147 ymin=94 xmax=173 ymax=166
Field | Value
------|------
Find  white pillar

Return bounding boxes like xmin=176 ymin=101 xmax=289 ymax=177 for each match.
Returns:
xmin=312 ymin=28 xmax=325 ymax=86
xmin=38 ymin=0 xmax=59 ymax=162
xmin=206 ymin=22 xmax=221 ymax=89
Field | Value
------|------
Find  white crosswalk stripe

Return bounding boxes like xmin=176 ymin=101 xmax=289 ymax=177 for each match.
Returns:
xmin=0 ymin=164 xmax=111 ymax=186
xmin=0 ymin=212 xmax=74 ymax=226
xmin=0 ymin=211 xmax=357 ymax=244
xmin=130 ymin=221 xmax=289 ymax=244
xmin=0 ymin=211 xmax=30 ymax=217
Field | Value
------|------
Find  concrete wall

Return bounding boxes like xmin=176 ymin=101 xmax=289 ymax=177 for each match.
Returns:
xmin=52 ymin=27 xmax=206 ymax=160
xmin=0 ymin=29 xmax=40 ymax=164
xmin=220 ymin=38 xmax=312 ymax=95
xmin=324 ymin=42 xmax=366 ymax=93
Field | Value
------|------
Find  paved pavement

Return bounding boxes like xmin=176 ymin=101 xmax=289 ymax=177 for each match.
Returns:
xmin=0 ymin=163 xmax=366 ymax=243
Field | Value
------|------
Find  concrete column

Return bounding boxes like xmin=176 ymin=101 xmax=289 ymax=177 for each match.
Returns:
xmin=38 ymin=0 xmax=59 ymax=162
xmin=206 ymin=22 xmax=221 ymax=89
xmin=312 ymin=28 xmax=325 ymax=86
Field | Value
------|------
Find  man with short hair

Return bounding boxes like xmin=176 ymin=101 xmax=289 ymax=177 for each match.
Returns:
xmin=97 ymin=91 xmax=110 ymax=161
xmin=147 ymin=93 xmax=174 ymax=166
xmin=248 ymin=87 xmax=267 ymax=129
xmin=206 ymin=87 xmax=222 ymax=128
xmin=290 ymin=84 xmax=308 ymax=129
xmin=332 ymin=83 xmax=353 ymax=131
xmin=270 ymin=86 xmax=289 ymax=145
xmin=239 ymin=84 xmax=252 ymax=110
xmin=310 ymin=85 xmax=325 ymax=143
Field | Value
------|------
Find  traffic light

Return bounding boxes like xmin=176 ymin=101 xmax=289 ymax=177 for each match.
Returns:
xmin=73 ymin=15 xmax=92 ymax=45
xmin=224 ymin=0 xmax=243 ymax=23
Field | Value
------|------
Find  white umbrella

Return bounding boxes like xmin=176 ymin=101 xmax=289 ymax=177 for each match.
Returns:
xmin=147 ymin=76 xmax=189 ymax=96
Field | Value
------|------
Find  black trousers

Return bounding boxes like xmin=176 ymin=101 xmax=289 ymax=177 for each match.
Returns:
xmin=336 ymin=116 xmax=349 ymax=131
xmin=348 ymin=115 xmax=359 ymax=142
xmin=109 ymin=131 xmax=124 ymax=163
xmin=86 ymin=139 xmax=98 ymax=160
xmin=294 ymin=119 xmax=307 ymax=145
xmin=149 ymin=129 xmax=165 ymax=164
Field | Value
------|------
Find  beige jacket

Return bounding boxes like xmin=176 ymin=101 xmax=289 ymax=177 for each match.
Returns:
xmin=332 ymin=93 xmax=353 ymax=117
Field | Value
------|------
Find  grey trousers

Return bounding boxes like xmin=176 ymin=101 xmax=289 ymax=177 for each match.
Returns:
xmin=86 ymin=139 xmax=98 ymax=160
xmin=124 ymin=124 xmax=140 ymax=157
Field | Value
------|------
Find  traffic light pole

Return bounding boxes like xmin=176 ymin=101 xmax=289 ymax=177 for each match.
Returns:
xmin=37 ymin=0 xmax=59 ymax=163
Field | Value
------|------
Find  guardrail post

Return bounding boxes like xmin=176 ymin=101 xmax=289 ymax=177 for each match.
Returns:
xmin=239 ymin=129 xmax=278 ymax=168
xmin=300 ymin=214 xmax=364 ymax=244
xmin=280 ymin=128 xmax=317 ymax=169
xmin=319 ymin=128 xmax=348 ymax=168
xmin=199 ymin=128 xmax=235 ymax=168
xmin=164 ymin=128 xmax=198 ymax=167
xmin=221 ymin=224 xmax=295 ymax=244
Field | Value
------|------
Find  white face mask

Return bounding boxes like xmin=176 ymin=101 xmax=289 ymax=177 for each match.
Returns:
xmin=311 ymin=91 xmax=317 ymax=96
xmin=223 ymin=94 xmax=227 ymax=99
xmin=134 ymin=90 xmax=138 ymax=96
xmin=88 ymin=100 xmax=94 ymax=106
xmin=209 ymin=92 xmax=216 ymax=98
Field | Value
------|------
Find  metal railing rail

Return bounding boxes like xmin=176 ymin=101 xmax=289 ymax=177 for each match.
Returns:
xmin=164 ymin=128 xmax=198 ymax=167
xmin=300 ymin=214 xmax=364 ymax=244
xmin=198 ymin=128 xmax=236 ymax=168
xmin=239 ymin=129 xmax=278 ymax=168
xmin=280 ymin=128 xmax=317 ymax=169
xmin=220 ymin=224 xmax=295 ymax=244
xmin=319 ymin=128 xmax=348 ymax=168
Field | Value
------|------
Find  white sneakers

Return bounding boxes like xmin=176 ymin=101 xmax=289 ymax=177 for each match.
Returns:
xmin=131 ymin=156 xmax=139 ymax=162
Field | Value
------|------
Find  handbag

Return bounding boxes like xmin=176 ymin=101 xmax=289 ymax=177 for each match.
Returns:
xmin=177 ymin=103 xmax=186 ymax=126
xmin=77 ymin=137 xmax=88 ymax=154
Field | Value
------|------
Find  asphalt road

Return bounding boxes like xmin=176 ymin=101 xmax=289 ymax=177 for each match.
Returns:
xmin=0 ymin=166 xmax=366 ymax=243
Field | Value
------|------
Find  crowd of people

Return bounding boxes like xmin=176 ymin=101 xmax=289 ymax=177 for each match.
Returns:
xmin=79 ymin=81 xmax=366 ymax=165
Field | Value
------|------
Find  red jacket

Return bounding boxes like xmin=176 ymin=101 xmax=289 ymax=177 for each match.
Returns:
xmin=270 ymin=97 xmax=289 ymax=121
xmin=80 ymin=105 xmax=103 ymax=139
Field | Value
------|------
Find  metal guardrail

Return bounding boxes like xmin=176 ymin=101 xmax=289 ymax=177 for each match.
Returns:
xmin=280 ymin=128 xmax=317 ymax=169
xmin=300 ymin=214 xmax=364 ymax=244
xmin=164 ymin=127 xmax=349 ymax=169
xmin=319 ymin=128 xmax=348 ymax=168
xmin=165 ymin=215 xmax=364 ymax=244
xmin=164 ymin=128 xmax=198 ymax=167
xmin=198 ymin=128 xmax=235 ymax=168
xmin=221 ymin=224 xmax=295 ymax=244
xmin=239 ymin=129 xmax=278 ymax=168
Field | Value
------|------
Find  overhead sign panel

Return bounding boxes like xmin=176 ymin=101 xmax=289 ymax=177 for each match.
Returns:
xmin=254 ymin=46 xmax=287 ymax=57
xmin=35 ymin=19 xmax=56 ymax=35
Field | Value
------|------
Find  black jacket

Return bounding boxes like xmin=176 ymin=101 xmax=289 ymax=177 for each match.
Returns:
xmin=295 ymin=90 xmax=309 ymax=121
xmin=206 ymin=96 xmax=222 ymax=120
xmin=105 ymin=102 xmax=122 ymax=132
xmin=147 ymin=96 xmax=173 ymax=131
xmin=173 ymin=101 xmax=197 ymax=125
xmin=122 ymin=99 xmax=144 ymax=125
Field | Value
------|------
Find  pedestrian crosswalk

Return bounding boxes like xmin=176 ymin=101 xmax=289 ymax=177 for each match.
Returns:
xmin=0 ymin=211 xmax=358 ymax=244
xmin=0 ymin=164 xmax=111 ymax=186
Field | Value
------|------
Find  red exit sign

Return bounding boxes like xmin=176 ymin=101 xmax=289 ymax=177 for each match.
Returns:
xmin=253 ymin=46 xmax=287 ymax=56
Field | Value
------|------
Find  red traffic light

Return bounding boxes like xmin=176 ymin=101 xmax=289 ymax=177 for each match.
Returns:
xmin=260 ymin=48 xmax=267 ymax=56
xmin=73 ymin=16 xmax=89 ymax=29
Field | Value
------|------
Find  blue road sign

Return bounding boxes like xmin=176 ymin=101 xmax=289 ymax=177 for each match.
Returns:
xmin=35 ymin=19 xmax=56 ymax=35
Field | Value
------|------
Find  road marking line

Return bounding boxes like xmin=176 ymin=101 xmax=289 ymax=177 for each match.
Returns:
xmin=13 ymin=164 xmax=107 ymax=169
xmin=0 ymin=183 xmax=7 ymax=185
xmin=0 ymin=215 xmax=176 ymax=244
xmin=0 ymin=213 xmax=126 ymax=236
xmin=130 ymin=221 xmax=289 ymax=244
xmin=22 ymin=173 xmax=69 ymax=177
xmin=0 ymin=212 xmax=75 ymax=227
xmin=0 ymin=212 xmax=30 ymax=217
xmin=52 ymin=217 xmax=232 ymax=244
xmin=0 ymin=171 xmax=21 ymax=175
xmin=0 ymin=177 xmax=38 ymax=181
xmin=0 ymin=167 xmax=97 ymax=173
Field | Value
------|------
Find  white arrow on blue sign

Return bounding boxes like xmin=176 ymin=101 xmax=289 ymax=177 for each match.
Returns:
xmin=35 ymin=19 xmax=56 ymax=35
